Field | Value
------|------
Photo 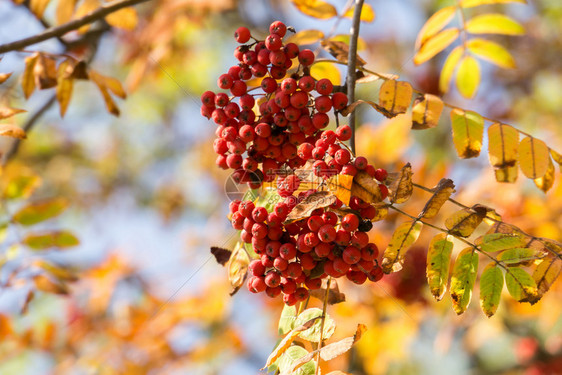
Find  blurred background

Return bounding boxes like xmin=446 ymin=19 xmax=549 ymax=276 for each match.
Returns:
xmin=0 ymin=0 xmax=561 ymax=374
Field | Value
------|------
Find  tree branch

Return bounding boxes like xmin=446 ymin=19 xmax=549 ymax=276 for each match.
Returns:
xmin=0 ymin=0 xmax=151 ymax=54
xmin=346 ymin=0 xmax=364 ymax=154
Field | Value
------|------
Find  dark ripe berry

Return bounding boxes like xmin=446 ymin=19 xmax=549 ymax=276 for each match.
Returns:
xmin=334 ymin=149 xmax=351 ymax=165
xmin=283 ymin=292 xmax=298 ymax=306
xmin=321 ymin=130 xmax=337 ymax=145
xmin=284 ymin=106 xmax=301 ymax=122
xmin=217 ymin=74 xmax=233 ymax=89
xmin=303 ymin=232 xmax=319 ymax=248
xmin=265 ymin=271 xmax=281 ymax=287
xmin=323 ymin=260 xmax=339 ymax=277
xmin=249 ymin=259 xmax=266 ymax=276
xmin=312 ymin=146 xmax=326 ymax=160
xmin=286 ymin=262 xmax=303 ymax=279
xmin=212 ymin=108 xmax=227 ymax=125
xmin=343 ymin=246 xmax=361 ymax=264
xmin=239 ymin=125 xmax=255 ymax=143
xmin=224 ymin=102 xmax=240 ymax=118
xmin=234 ymin=26 xmax=251 ymax=43
xmin=243 ymin=50 xmax=257 ymax=65
xmin=281 ymin=78 xmax=297 ymax=94
xmin=228 ymin=65 xmax=242 ymax=80
xmin=284 ymin=42 xmax=300 ymax=58
xmin=279 ymin=243 xmax=297 ymax=260
xmin=298 ymin=49 xmax=315 ymax=66
xmin=201 ymin=91 xmax=215 ymax=107
xmin=312 ymin=160 xmax=328 ymax=176
xmin=379 ymin=184 xmax=389 ymax=200
xmin=273 ymin=256 xmax=288 ymax=271
xmin=294 ymin=287 xmax=309 ymax=302
xmin=251 ymin=63 xmax=268 ymax=77
xmin=261 ymin=77 xmax=278 ymax=93
xmin=347 ymin=270 xmax=367 ymax=285
xmin=307 ymin=215 xmax=324 ymax=232
xmin=261 ymin=254 xmax=274 ymax=268
xmin=358 ymin=219 xmax=374 ymax=232
xmin=252 ymin=206 xmax=268 ymax=223
xmin=333 ymin=257 xmax=350 ymax=274
xmin=269 ymin=21 xmax=287 ymax=37
xmin=351 ymin=231 xmax=369 ymax=248
xmin=298 ymin=76 xmax=315 ymax=92
xmin=299 ymin=253 xmax=316 ymax=270
xmin=318 ymin=224 xmax=337 ymax=243
xmin=249 ymin=276 xmax=267 ymax=293
xmin=314 ymin=242 xmax=332 ymax=257
xmin=315 ymin=95 xmax=333 ymax=113
xmin=332 ymin=92 xmax=348 ymax=110
xmin=327 ymin=144 xmax=341 ymax=157
xmin=369 ymin=266 xmax=384 ymax=282
xmin=336 ymin=124 xmax=352 ymax=141
xmin=322 ymin=211 xmax=338 ymax=226
xmin=335 ymin=229 xmax=350 ymax=245
xmin=269 ymin=50 xmax=286 ymax=67
xmin=342 ymin=214 xmax=360 ymax=232
xmin=362 ymin=243 xmax=379 ymax=261
xmin=316 ymin=78 xmax=333 ymax=95
xmin=312 ymin=113 xmax=329 ymax=129
xmin=270 ymin=66 xmax=287 ymax=79
xmin=282 ymin=143 xmax=298 ymax=159
xmin=375 ymin=168 xmax=388 ymax=181
xmin=252 ymin=237 xmax=267 ymax=253
xmin=234 ymin=46 xmax=245 ymax=61
xmin=275 ymin=91 xmax=290 ymax=108
xmin=238 ymin=109 xmax=256 ymax=124
xmin=305 ymin=277 xmax=322 ymax=290
xmin=341 ymin=164 xmax=357 ymax=176
xmin=230 ymin=80 xmax=247 ymax=96
xmin=239 ymin=66 xmax=252 ymax=80
xmin=238 ymin=200 xmax=255 ymax=218
xmin=290 ymin=91 xmax=308 ymax=109
xmin=266 ymin=286 xmax=282 ymax=298
xmin=365 ymin=164 xmax=376 ymax=177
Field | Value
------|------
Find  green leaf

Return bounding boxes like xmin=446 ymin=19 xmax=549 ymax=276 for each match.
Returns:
xmin=450 ymin=248 xmax=479 ymax=314
xmin=439 ymin=46 xmax=464 ymax=93
xmin=498 ymin=247 xmax=539 ymax=265
xmin=278 ymin=346 xmax=316 ymax=375
xmin=479 ymin=264 xmax=503 ymax=317
xmin=12 ymin=198 xmax=69 ymax=226
xmin=381 ymin=221 xmax=423 ymax=273
xmin=456 ymin=55 xmax=481 ymax=98
xmin=294 ymin=308 xmax=335 ymax=342
xmin=467 ymin=39 xmax=516 ymax=69
xmin=460 ymin=0 xmax=526 ymax=7
xmin=278 ymin=304 xmax=297 ymax=335
xmin=426 ymin=233 xmax=454 ymax=301
xmin=22 ymin=230 xmax=80 ymax=250
xmin=465 ymin=13 xmax=525 ymax=35
xmin=478 ymin=233 xmax=527 ymax=252
xmin=505 ymin=267 xmax=538 ymax=302
xmin=3 ymin=175 xmax=41 ymax=200
xmin=450 ymin=108 xmax=484 ymax=158
xmin=414 ymin=28 xmax=460 ymax=65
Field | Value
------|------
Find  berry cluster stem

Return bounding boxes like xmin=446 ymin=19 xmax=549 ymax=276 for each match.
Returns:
xmin=346 ymin=0 xmax=365 ymax=155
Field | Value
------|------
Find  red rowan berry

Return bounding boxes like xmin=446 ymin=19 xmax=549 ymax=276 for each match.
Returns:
xmin=234 ymin=26 xmax=251 ymax=43
xmin=318 ymin=224 xmax=337 ymax=242
xmin=279 ymin=243 xmax=297 ymax=260
xmin=314 ymin=242 xmax=332 ymax=257
xmin=283 ymin=292 xmax=298 ymax=306
xmin=290 ymin=91 xmax=308 ymax=108
xmin=354 ymin=156 xmax=368 ymax=170
xmin=336 ymin=124 xmax=352 ymax=141
xmin=217 ymin=74 xmax=233 ymax=89
xmin=269 ymin=21 xmax=287 ymax=37
xmin=375 ymin=168 xmax=388 ymax=181
xmin=230 ymin=80 xmax=247 ymax=96
xmin=334 ymin=149 xmax=351 ymax=165
xmin=379 ymin=184 xmax=389 ymax=200
xmin=312 ymin=113 xmax=329 ymax=129
xmin=298 ymin=49 xmax=315 ymax=65
xmin=315 ymin=95 xmax=333 ymax=113
xmin=316 ymin=78 xmax=333 ymax=95
xmin=284 ymin=42 xmax=300 ymax=58
xmin=332 ymin=92 xmax=348 ymax=110
xmin=281 ymin=277 xmax=297 ymax=294
xmin=333 ymin=258 xmax=350 ymax=274
xmin=305 ymin=277 xmax=322 ymax=290
xmin=341 ymin=164 xmax=357 ymax=176
xmin=342 ymin=214 xmax=360 ymax=232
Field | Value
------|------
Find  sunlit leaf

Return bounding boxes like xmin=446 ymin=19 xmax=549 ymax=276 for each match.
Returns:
xmin=488 ymin=123 xmax=519 ymax=172
xmin=33 ymin=274 xmax=69 ymax=295
xmin=74 ymin=0 xmax=100 ymax=33
xmin=2 ymin=166 xmax=41 ymax=200
xmin=381 ymin=221 xmax=423 ymax=273
xmin=378 ymin=80 xmax=413 ymax=117
xmin=319 ymin=40 xmax=366 ymax=66
xmin=0 ymin=124 xmax=26 ymax=139
xmin=0 ymin=72 xmax=12 ymax=84
xmin=294 ymin=307 xmax=335 ymax=342
xmin=411 ymin=94 xmax=444 ymax=130
xmin=550 ymin=149 xmax=562 ymax=171
xmin=498 ymin=247 xmax=540 ymax=265
xmin=22 ymin=53 xmax=39 ymax=99
xmin=227 ymin=243 xmax=249 ymax=296
xmin=479 ymin=264 xmax=503 ymax=317
xmin=34 ymin=54 xmax=58 ymax=90
xmin=518 ymin=136 xmax=549 ymax=179
xmin=386 ymin=163 xmax=413 ymax=204
xmin=450 ymin=248 xmax=478 ymax=314
xmin=34 ymin=260 xmax=78 ymax=282
xmin=467 ymin=39 xmax=516 ymax=69
xmin=419 ymin=178 xmax=456 ymax=219
xmin=478 ymin=233 xmax=527 ymax=252
xmin=465 ymin=13 xmax=525 ymax=35
xmin=460 ymin=0 xmax=526 ymax=7
xmin=532 ymin=257 xmax=562 ymax=299
xmin=414 ymin=28 xmax=460 ymax=65
xmin=495 ymin=165 xmax=519 ymax=183
xmin=291 ymin=0 xmax=337 ymax=19
xmin=278 ymin=304 xmax=297 ymax=335
xmin=343 ymin=3 xmax=375 ymax=22
xmin=89 ymin=70 xmax=126 ymax=99
xmin=56 ymin=59 xmax=74 ymax=117
xmin=505 ymin=267 xmax=539 ymax=303
xmin=327 ymin=174 xmax=353 ymax=206
xmin=56 ymin=0 xmax=77 ymax=25
xmin=415 ymin=6 xmax=457 ymax=49
xmin=277 ymin=346 xmax=316 ymax=375
xmin=30 ymin=0 xmax=51 ymax=19
xmin=445 ymin=204 xmax=489 ymax=237
xmin=351 ymin=171 xmax=382 ymax=204
xmin=284 ymin=191 xmax=336 ymax=223
xmin=23 ymin=231 xmax=80 ymax=250
xmin=310 ymin=61 xmax=342 ymax=86
xmin=105 ymin=7 xmax=138 ymax=30
xmin=450 ymin=108 xmax=484 ymax=158
xmin=439 ymin=46 xmax=464 ymax=93
xmin=456 ymin=55 xmax=480 ymax=98
xmin=12 ymin=198 xmax=69 ymax=226
xmin=426 ymin=233 xmax=453 ymax=301
xmin=534 ymin=157 xmax=555 ymax=193
xmin=0 ymin=107 xmax=26 ymax=120
xmin=286 ymin=29 xmax=325 ymax=45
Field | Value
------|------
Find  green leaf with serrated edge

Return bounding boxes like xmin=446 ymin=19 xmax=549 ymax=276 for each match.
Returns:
xmin=498 ymin=248 xmax=538 ymax=265
xmin=450 ymin=248 xmax=479 ymax=315
xmin=533 ymin=257 xmax=562 ymax=298
xmin=479 ymin=264 xmax=504 ymax=317
xmin=456 ymin=55 xmax=480 ymax=98
xmin=278 ymin=304 xmax=297 ymax=335
xmin=445 ymin=205 xmax=488 ymax=237
xmin=465 ymin=14 xmax=525 ymax=35
xmin=419 ymin=179 xmax=456 ymax=219
xmin=294 ymin=308 xmax=335 ymax=342
xmin=477 ymin=233 xmax=527 ymax=252
xmin=12 ymin=198 xmax=69 ymax=226
xmin=467 ymin=39 xmax=516 ymax=69
xmin=426 ymin=233 xmax=453 ymax=301
xmin=461 ymin=0 xmax=526 ymax=7
xmin=519 ymin=137 xmax=550 ymax=179
xmin=278 ymin=346 xmax=316 ymax=375
xmin=450 ymin=109 xmax=484 ymax=158
xmin=505 ymin=267 xmax=538 ymax=302
xmin=414 ymin=28 xmax=460 ymax=65
xmin=381 ymin=221 xmax=423 ymax=273
xmin=440 ymin=46 xmax=464 ymax=93
xmin=415 ymin=6 xmax=457 ymax=49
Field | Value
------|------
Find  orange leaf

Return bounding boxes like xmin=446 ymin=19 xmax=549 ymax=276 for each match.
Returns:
xmin=0 ymin=124 xmax=26 ymax=139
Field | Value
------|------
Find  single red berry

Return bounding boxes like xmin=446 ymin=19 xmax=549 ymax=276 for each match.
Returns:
xmin=284 ymin=42 xmax=300 ymax=58
xmin=316 ymin=78 xmax=333 ymax=95
xmin=333 ymin=257 xmax=350 ymax=274
xmin=281 ymin=78 xmax=297 ymax=94
xmin=226 ymin=154 xmax=243 ymax=169
xmin=294 ymin=287 xmax=309 ymax=301
xmin=269 ymin=66 xmax=286 ymax=79
xmin=266 ymin=286 xmax=282 ymax=298
xmin=300 ymin=253 xmax=316 ymax=270
xmin=312 ymin=160 xmax=328 ymax=176
xmin=315 ymin=95 xmax=332 ymax=113
xmin=269 ymin=21 xmax=287 ymax=37
xmin=286 ymin=262 xmax=303 ymax=279
xmin=318 ymin=224 xmax=337 ymax=242
xmin=305 ymin=277 xmax=323 ymax=290
xmin=265 ymin=33 xmax=283 ymax=51
xmin=249 ymin=259 xmax=266 ymax=276
xmin=249 ymin=276 xmax=267 ymax=293
xmin=351 ymin=232 xmax=369 ymax=248
xmin=224 ymin=102 xmax=240 ymax=118
xmin=238 ymin=201 xmax=255 ymax=217
xmin=379 ymin=184 xmax=389 ymax=200
xmin=362 ymin=243 xmax=379 ymax=261
xmin=269 ymin=50 xmax=286 ymax=67
xmin=255 ymin=123 xmax=272 ymax=138
xmin=298 ymin=76 xmax=315 ymax=92
xmin=290 ymin=91 xmax=308 ymax=108
xmin=265 ymin=271 xmax=281 ymax=287
xmin=243 ymin=51 xmax=257 ymax=65
xmin=252 ymin=206 xmax=268 ymax=223
xmin=336 ymin=125 xmax=352 ymax=141
xmin=230 ymin=80 xmax=247 ymax=96
xmin=307 ymin=215 xmax=325 ymax=232
xmin=354 ymin=156 xmax=368 ymax=170
xmin=334 ymin=149 xmax=351 ymax=165
xmin=240 ymin=229 xmax=252 ymax=243
xmin=283 ymin=292 xmax=298 ymax=306
xmin=279 ymin=243 xmax=297 ymax=260
xmin=312 ymin=113 xmax=329 ymax=129
xmin=332 ymin=92 xmax=348 ymax=110
xmin=375 ymin=168 xmax=388 ymax=181
xmin=251 ymin=63 xmax=268 ymax=77
xmin=369 ymin=266 xmax=384 ymax=282
xmin=314 ymin=242 xmax=332 ymax=257
xmin=343 ymin=246 xmax=361 ymax=264
xmin=347 ymin=270 xmax=367 ymax=284
xmin=217 ymin=74 xmax=233 ymax=89
xmin=312 ymin=146 xmax=326 ymax=160
xmin=297 ymin=142 xmax=314 ymax=160
xmin=234 ymin=26 xmax=251 ymax=43
xmin=201 ymin=91 xmax=216 ymax=107
xmin=322 ymin=212 xmax=337 ymax=226
xmin=274 ymin=256 xmax=289 ymax=271
xmin=281 ymin=277 xmax=297 ymax=294
xmin=303 ymin=232 xmax=320 ymax=248
xmin=261 ymin=77 xmax=278 ymax=93
xmin=342 ymin=214 xmax=360 ymax=232
xmin=298 ymin=49 xmax=315 ymax=66
xmin=360 ymin=205 xmax=377 ymax=220
xmin=341 ymin=164 xmax=357 ymax=176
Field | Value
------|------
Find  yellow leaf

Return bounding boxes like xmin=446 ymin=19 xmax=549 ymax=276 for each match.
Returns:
xmin=0 ymin=124 xmax=26 ymax=139
xmin=415 ymin=6 xmax=457 ymax=49
xmin=320 ymin=40 xmax=366 ymax=66
xmin=381 ymin=221 xmax=423 ymax=273
xmin=518 ymin=136 xmax=549 ymax=179
xmin=327 ymin=34 xmax=368 ymax=51
xmin=467 ymin=38 xmax=516 ymax=69
xmin=94 ymin=82 xmax=120 ymax=116
xmin=34 ymin=54 xmax=58 ymax=90
xmin=534 ymin=157 xmax=555 ymax=193
xmin=351 ymin=171 xmax=382 ymax=204
xmin=439 ymin=46 xmax=464 ymax=93
xmin=532 ymin=257 xmax=562 ymax=299
xmin=426 ymin=233 xmax=454 ymax=301
xmin=227 ymin=243 xmax=249 ymax=296
xmin=386 ymin=163 xmax=413 ymax=204
xmin=488 ymin=123 xmax=519 ymax=168
xmin=343 ymin=3 xmax=375 ymax=22
xmin=0 ymin=107 xmax=26 ymax=120
xmin=56 ymin=0 xmax=77 ymax=25
xmin=460 ymin=0 xmax=526 ymax=7
xmin=445 ymin=204 xmax=489 ymax=237
xmin=411 ymin=94 xmax=444 ymax=130
xmin=495 ymin=166 xmax=518 ymax=183
xmin=33 ymin=274 xmax=69 ymax=295
xmin=286 ymin=29 xmax=325 ymax=45
xmin=23 ymin=230 xmax=80 ymax=250
xmin=89 ymin=70 xmax=126 ymax=99
xmin=378 ymin=80 xmax=413 ymax=116
xmin=290 ymin=0 xmax=337 ymax=19
xmin=56 ymin=60 xmax=74 ymax=117
xmin=2 ymin=168 xmax=41 ymax=200
xmin=30 ymin=0 xmax=51 ymax=19
xmin=310 ymin=61 xmax=342 ymax=85
xmin=450 ymin=108 xmax=484 ymax=158
xmin=479 ymin=264 xmax=503 ymax=317
xmin=0 ymin=72 xmax=12 ymax=84
xmin=12 ymin=198 xmax=68 ymax=226
xmin=414 ymin=28 xmax=460 ymax=65
xmin=551 ymin=149 xmax=562 ymax=171
xmin=105 ymin=7 xmax=138 ymax=30
xmin=505 ymin=267 xmax=538 ymax=303
xmin=419 ymin=178 xmax=456 ymax=219
xmin=327 ymin=174 xmax=353 ymax=206
xmin=33 ymin=260 xmax=78 ymax=281
xmin=74 ymin=0 xmax=101 ymax=33
xmin=456 ymin=55 xmax=480 ymax=98
xmin=450 ymin=248 xmax=478 ymax=314
xmin=22 ymin=53 xmax=39 ymax=99
xmin=465 ymin=13 xmax=525 ymax=35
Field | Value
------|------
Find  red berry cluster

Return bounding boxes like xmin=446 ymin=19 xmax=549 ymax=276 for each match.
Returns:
xmin=201 ymin=21 xmax=350 ymax=188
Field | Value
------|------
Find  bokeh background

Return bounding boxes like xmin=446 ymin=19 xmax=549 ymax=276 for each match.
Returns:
xmin=0 ymin=0 xmax=562 ymax=374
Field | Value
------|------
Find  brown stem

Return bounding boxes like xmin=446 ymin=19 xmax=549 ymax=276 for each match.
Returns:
xmin=0 ymin=0 xmax=151 ymax=54
xmin=346 ymin=0 xmax=364 ymax=155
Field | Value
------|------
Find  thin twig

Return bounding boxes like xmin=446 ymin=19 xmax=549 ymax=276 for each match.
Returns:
xmin=0 ymin=0 xmax=151 ymax=54
xmin=346 ymin=0 xmax=364 ymax=155
xmin=315 ymin=277 xmax=332 ymax=375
